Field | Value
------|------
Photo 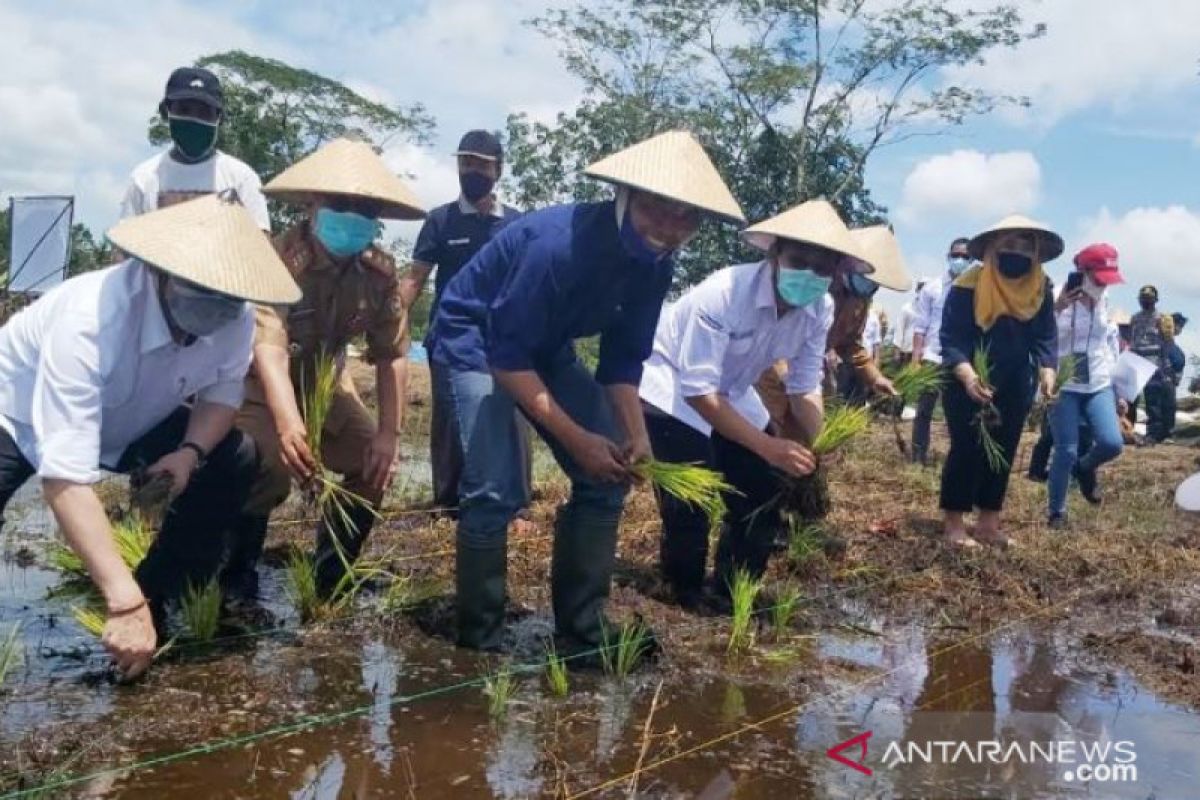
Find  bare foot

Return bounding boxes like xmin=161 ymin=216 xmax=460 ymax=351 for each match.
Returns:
xmin=944 ymin=526 xmax=981 ymax=550
xmin=973 ymin=528 xmax=1014 ymax=548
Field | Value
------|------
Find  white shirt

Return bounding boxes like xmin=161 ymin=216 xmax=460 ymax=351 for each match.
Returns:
xmin=892 ymin=301 xmax=918 ymax=352
xmin=1056 ymin=297 xmax=1118 ymax=393
xmin=120 ymin=150 xmax=271 ymax=231
xmin=0 ymin=261 xmax=253 ymax=483
xmin=912 ymin=274 xmax=952 ymax=364
xmin=639 ymin=260 xmax=834 ymax=436
xmin=862 ymin=309 xmax=882 ymax=355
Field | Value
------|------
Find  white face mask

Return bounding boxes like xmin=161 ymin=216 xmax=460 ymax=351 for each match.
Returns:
xmin=1082 ymin=274 xmax=1106 ymax=301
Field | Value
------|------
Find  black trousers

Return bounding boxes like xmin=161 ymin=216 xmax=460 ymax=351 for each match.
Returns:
xmin=1028 ymin=411 xmax=1094 ymax=477
xmin=0 ymin=407 xmax=258 ymax=604
xmin=1143 ymin=379 xmax=1175 ymax=441
xmin=911 ymin=386 xmax=941 ymax=465
xmin=940 ymin=366 xmax=1035 ymax=513
xmin=643 ymin=402 xmax=783 ymax=595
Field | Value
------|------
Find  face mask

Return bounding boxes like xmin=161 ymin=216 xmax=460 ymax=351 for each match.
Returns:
xmin=776 ymin=265 xmax=831 ymax=308
xmin=996 ymin=252 xmax=1033 ymax=279
xmin=845 ymin=272 xmax=879 ymax=299
xmin=615 ymin=189 xmax=670 ymax=265
xmin=947 ymin=255 xmax=970 ymax=277
xmin=1139 ymin=298 xmax=1155 ymax=311
xmin=459 ymin=171 xmax=496 ymax=203
xmin=168 ymin=115 xmax=218 ymax=162
xmin=163 ymin=276 xmax=245 ymax=337
xmin=1081 ymin=274 xmax=1106 ymax=301
xmin=314 ymin=207 xmax=379 ymax=258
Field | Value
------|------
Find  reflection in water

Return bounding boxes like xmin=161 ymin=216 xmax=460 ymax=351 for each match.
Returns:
xmin=292 ymin=752 xmax=346 ymax=800
xmin=485 ymin=709 xmax=543 ymax=799
xmin=361 ymin=639 xmax=400 ymax=771
xmin=594 ymin=680 xmax=636 ymax=765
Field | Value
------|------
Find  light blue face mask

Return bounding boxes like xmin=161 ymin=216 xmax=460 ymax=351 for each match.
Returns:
xmin=776 ymin=265 xmax=831 ymax=308
xmin=314 ymin=207 xmax=379 ymax=258
xmin=163 ymin=276 xmax=245 ymax=337
xmin=947 ymin=255 xmax=971 ymax=277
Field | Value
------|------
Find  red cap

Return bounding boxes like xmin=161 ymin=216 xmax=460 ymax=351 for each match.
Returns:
xmin=1073 ymin=243 xmax=1123 ymax=286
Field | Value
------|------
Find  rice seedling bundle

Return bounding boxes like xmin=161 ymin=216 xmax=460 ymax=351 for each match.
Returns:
xmin=72 ymin=605 xmax=106 ymax=637
xmin=544 ymin=644 xmax=569 ymax=698
xmin=0 ymin=623 xmax=22 ymax=689
xmin=1053 ymin=354 xmax=1079 ymax=397
xmin=180 ymin=579 xmax=222 ymax=642
xmin=778 ymin=405 xmax=871 ymax=519
xmin=284 ymin=548 xmax=321 ymax=622
xmin=600 ymin=619 xmax=653 ymax=679
xmin=726 ymin=569 xmax=761 ymax=655
xmin=482 ymin=661 xmax=518 ymax=719
xmin=632 ymin=458 xmax=733 ymax=534
xmin=971 ymin=346 xmax=1007 ymax=472
xmin=47 ymin=514 xmax=153 ymax=579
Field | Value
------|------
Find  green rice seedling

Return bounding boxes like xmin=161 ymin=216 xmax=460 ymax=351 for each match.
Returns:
xmin=482 ymin=661 xmax=518 ymax=719
xmin=770 ymin=583 xmax=803 ymax=637
xmin=180 ymin=579 xmax=222 ymax=642
xmin=1054 ymin=354 xmax=1079 ymax=397
xmin=971 ymin=345 xmax=1007 ymax=472
xmin=786 ymin=519 xmax=826 ymax=570
xmin=727 ymin=569 xmax=761 ymax=655
xmin=600 ymin=619 xmax=653 ymax=679
xmin=284 ymin=548 xmax=322 ymax=622
xmin=47 ymin=514 xmax=154 ymax=579
xmin=891 ymin=362 xmax=945 ymax=406
xmin=778 ymin=404 xmax=871 ymax=519
xmin=381 ymin=572 xmax=443 ymax=613
xmin=47 ymin=542 xmax=86 ymax=577
xmin=72 ymin=605 xmax=106 ymax=637
xmin=544 ymin=644 xmax=569 ymax=698
xmin=0 ymin=623 xmax=22 ymax=689
xmin=631 ymin=458 xmax=734 ymax=534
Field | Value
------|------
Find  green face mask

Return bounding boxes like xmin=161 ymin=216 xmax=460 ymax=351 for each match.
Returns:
xmin=168 ymin=115 xmax=218 ymax=161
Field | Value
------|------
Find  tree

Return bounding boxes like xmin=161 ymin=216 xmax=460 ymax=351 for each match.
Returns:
xmin=147 ymin=50 xmax=436 ymax=230
xmin=505 ymin=0 xmax=1043 ymax=287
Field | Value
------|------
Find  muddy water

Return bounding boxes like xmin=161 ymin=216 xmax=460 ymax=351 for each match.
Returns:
xmin=4 ymin=496 xmax=1200 ymax=798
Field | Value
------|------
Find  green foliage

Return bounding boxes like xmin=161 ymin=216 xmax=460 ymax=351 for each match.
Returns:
xmin=180 ymin=579 xmax=222 ymax=642
xmin=632 ymin=458 xmax=733 ymax=534
xmin=506 ymin=0 xmax=1041 ymax=288
xmin=147 ymin=51 xmax=435 ymax=231
xmin=0 ymin=623 xmax=22 ymax=690
xmin=482 ymin=661 xmax=519 ymax=719
xmin=727 ymin=568 xmax=761 ymax=654
xmin=544 ymin=644 xmax=570 ymax=698
xmin=600 ymin=619 xmax=653 ymax=679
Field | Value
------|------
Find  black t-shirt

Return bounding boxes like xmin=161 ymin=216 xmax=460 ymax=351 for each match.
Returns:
xmin=412 ymin=199 xmax=523 ymax=300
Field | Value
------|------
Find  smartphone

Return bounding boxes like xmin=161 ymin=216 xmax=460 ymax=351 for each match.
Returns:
xmin=1064 ymin=272 xmax=1084 ymax=293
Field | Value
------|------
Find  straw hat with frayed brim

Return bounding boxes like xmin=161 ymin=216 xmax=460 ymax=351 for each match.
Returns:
xmin=851 ymin=226 xmax=911 ymax=291
xmin=742 ymin=200 xmax=870 ymax=273
xmin=108 ymin=192 xmax=301 ymax=305
xmin=968 ymin=214 xmax=1064 ymax=262
xmin=264 ymin=138 xmax=426 ymax=221
xmin=583 ymin=130 xmax=745 ymax=224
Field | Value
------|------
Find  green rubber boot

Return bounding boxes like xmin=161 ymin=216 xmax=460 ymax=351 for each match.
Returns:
xmin=456 ymin=541 xmax=507 ymax=651
xmin=551 ymin=503 xmax=620 ymax=647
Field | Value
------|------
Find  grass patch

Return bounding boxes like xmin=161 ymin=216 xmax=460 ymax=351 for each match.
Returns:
xmin=544 ymin=644 xmax=569 ymax=698
xmin=482 ymin=661 xmax=519 ymax=719
xmin=600 ymin=619 xmax=653 ymax=679
xmin=1 ymin=622 xmax=22 ymax=690
xmin=180 ymin=579 xmax=222 ymax=642
xmin=727 ymin=569 xmax=762 ymax=655
xmin=631 ymin=458 xmax=734 ymax=533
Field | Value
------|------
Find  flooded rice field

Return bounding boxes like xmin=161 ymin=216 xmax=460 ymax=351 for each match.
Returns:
xmin=4 ymin=423 xmax=1200 ymax=798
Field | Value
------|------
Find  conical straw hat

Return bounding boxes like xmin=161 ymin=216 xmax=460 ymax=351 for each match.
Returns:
xmin=108 ymin=192 xmax=301 ymax=305
xmin=742 ymin=200 xmax=869 ymax=272
xmin=1109 ymin=307 xmax=1132 ymax=326
xmin=264 ymin=138 xmax=426 ymax=221
xmin=583 ymin=131 xmax=745 ymax=224
xmin=850 ymin=226 xmax=912 ymax=291
xmin=968 ymin=214 xmax=1064 ymax=262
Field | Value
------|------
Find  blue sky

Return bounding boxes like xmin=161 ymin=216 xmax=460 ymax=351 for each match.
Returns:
xmin=4 ymin=0 xmax=1200 ymax=358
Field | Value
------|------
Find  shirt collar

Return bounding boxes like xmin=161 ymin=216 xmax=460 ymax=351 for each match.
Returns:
xmin=136 ymin=263 xmax=177 ymax=354
xmin=458 ymin=194 xmax=504 ymax=218
xmin=754 ymin=260 xmax=778 ymax=311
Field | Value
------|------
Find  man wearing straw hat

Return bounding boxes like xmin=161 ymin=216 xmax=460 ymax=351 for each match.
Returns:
xmin=223 ymin=138 xmax=425 ymax=601
xmin=640 ymin=201 xmax=875 ymax=607
xmin=430 ymin=130 xmax=744 ymax=651
xmin=0 ymin=193 xmax=300 ymax=679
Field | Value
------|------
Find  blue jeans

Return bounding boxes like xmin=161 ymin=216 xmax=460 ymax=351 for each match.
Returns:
xmin=1048 ymin=388 xmax=1124 ymax=516
xmin=448 ymin=361 xmax=628 ymax=548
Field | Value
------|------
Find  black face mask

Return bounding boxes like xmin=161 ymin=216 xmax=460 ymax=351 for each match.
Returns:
xmin=1139 ymin=298 xmax=1156 ymax=312
xmin=996 ymin=252 xmax=1033 ymax=278
xmin=459 ymin=171 xmax=496 ymax=203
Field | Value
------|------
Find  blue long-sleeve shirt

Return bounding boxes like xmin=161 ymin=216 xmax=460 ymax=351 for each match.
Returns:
xmin=429 ymin=200 xmax=675 ymax=386
xmin=939 ymin=278 xmax=1058 ymax=378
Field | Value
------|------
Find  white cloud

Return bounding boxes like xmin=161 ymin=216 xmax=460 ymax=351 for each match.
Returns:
xmin=380 ymin=142 xmax=464 ymax=245
xmin=1076 ymin=206 xmax=1200 ymax=311
xmin=897 ymin=149 xmax=1041 ymax=226
xmin=943 ymin=0 xmax=1200 ymax=126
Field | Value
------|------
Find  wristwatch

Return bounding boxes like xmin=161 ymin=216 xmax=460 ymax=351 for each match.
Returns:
xmin=178 ymin=441 xmax=207 ymax=468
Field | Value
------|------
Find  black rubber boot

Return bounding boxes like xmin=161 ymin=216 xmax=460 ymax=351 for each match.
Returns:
xmin=313 ymin=502 xmax=378 ymax=600
xmin=455 ymin=541 xmax=507 ymax=650
xmin=222 ymin=514 xmax=270 ymax=601
xmin=551 ymin=503 xmax=620 ymax=647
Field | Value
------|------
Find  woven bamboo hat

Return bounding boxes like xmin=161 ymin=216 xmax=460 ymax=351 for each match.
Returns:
xmin=583 ymin=130 xmax=745 ymax=224
xmin=264 ymin=138 xmax=426 ymax=221
xmin=742 ymin=200 xmax=870 ymax=272
xmin=107 ymin=192 xmax=301 ymax=304
xmin=850 ymin=226 xmax=911 ymax=291
xmin=968 ymin=214 xmax=1064 ymax=262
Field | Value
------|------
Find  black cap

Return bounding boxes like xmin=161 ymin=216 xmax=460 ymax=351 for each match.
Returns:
xmin=163 ymin=67 xmax=223 ymax=110
xmin=453 ymin=129 xmax=502 ymax=162
xmin=1138 ymin=284 xmax=1159 ymax=299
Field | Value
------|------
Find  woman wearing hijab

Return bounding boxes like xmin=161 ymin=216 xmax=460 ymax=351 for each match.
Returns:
xmin=939 ymin=215 xmax=1061 ymax=548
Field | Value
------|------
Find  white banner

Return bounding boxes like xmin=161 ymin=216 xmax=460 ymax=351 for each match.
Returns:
xmin=8 ymin=196 xmax=74 ymax=293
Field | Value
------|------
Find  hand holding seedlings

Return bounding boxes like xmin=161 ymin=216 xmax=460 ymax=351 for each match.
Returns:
xmin=869 ymin=373 xmax=898 ymax=397
xmin=760 ymin=436 xmax=817 ymax=478
xmin=620 ymin=434 xmax=653 ymax=476
xmin=145 ymin=448 xmax=199 ymax=499
xmin=963 ymin=372 xmax=994 ymax=404
xmin=569 ymin=429 xmax=628 ymax=483
xmin=103 ymin=599 xmax=156 ymax=681
xmin=1038 ymin=366 xmax=1057 ymax=400
xmin=278 ymin=421 xmax=318 ymax=481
